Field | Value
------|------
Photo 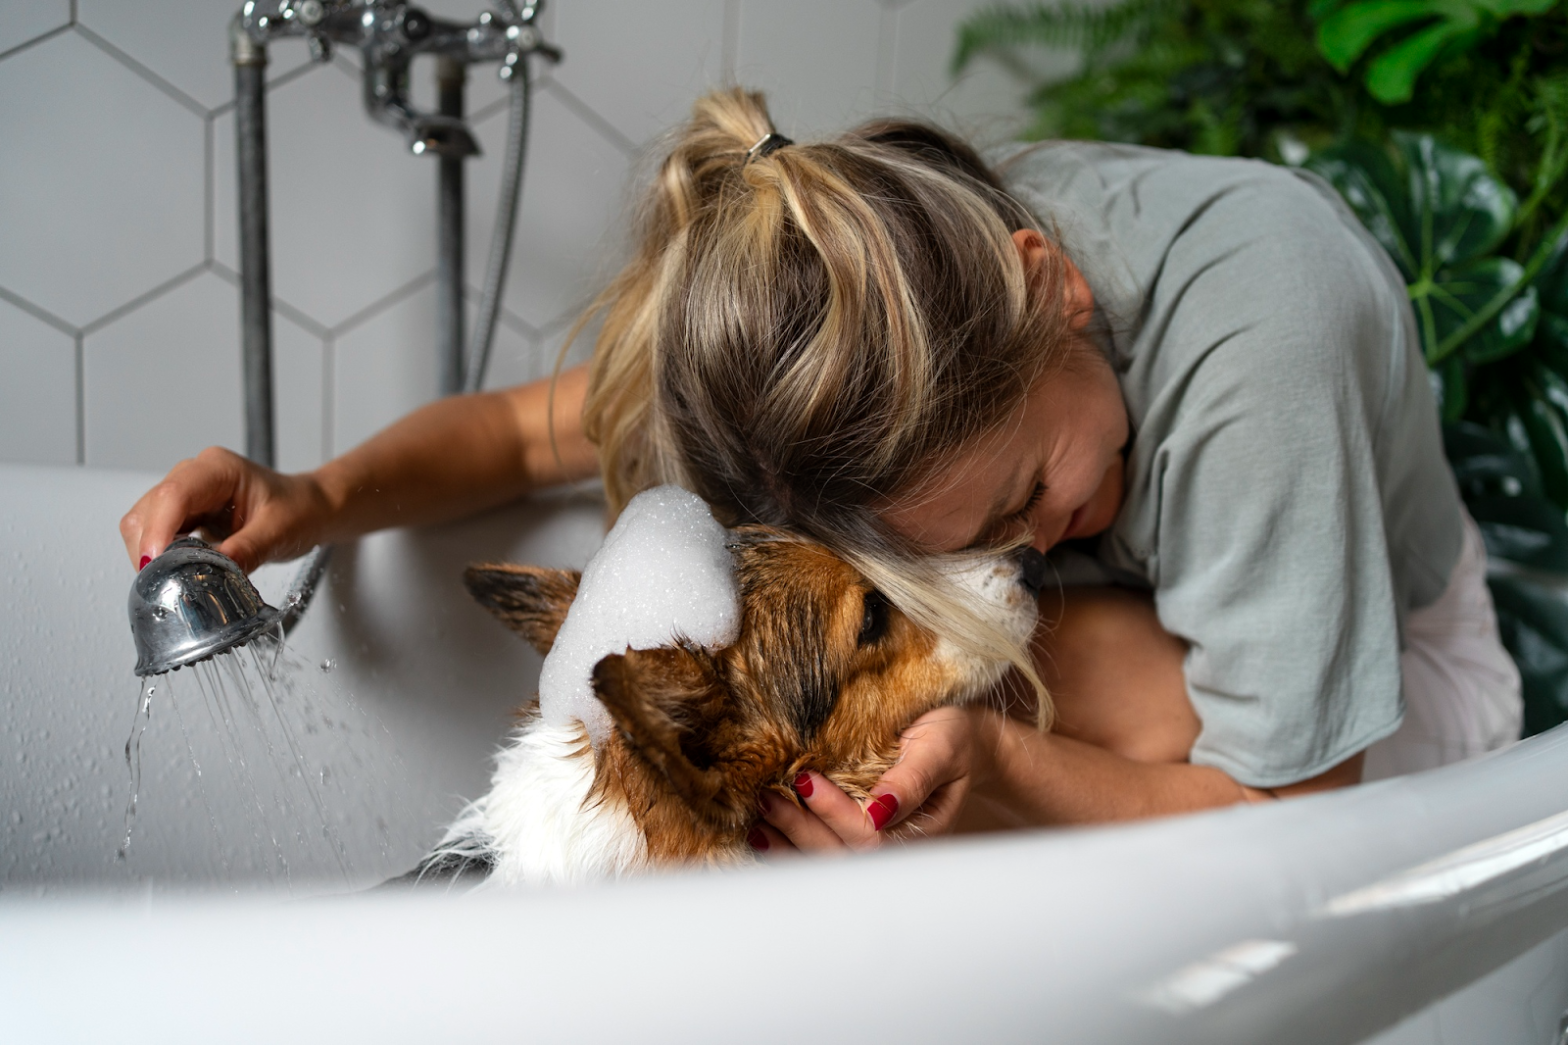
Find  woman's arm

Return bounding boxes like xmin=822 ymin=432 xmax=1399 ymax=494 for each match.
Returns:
xmin=753 ymin=585 xmax=1364 ymax=851
xmin=119 ymin=365 xmax=597 ymax=572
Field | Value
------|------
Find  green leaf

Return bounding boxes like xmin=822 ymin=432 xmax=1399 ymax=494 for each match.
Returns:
xmin=1444 ymin=419 xmax=1544 ymax=499
xmin=1474 ymin=0 xmax=1559 ymax=15
xmin=1487 ymin=573 xmax=1568 ymax=736
xmin=1532 ymin=229 xmax=1568 ymax=319
xmin=1306 ymin=142 xmax=1419 ymax=278
xmin=1396 ymin=132 xmax=1518 ymax=269
xmin=1316 ymin=0 xmax=1439 ymax=71
xmin=1468 ymin=493 xmax=1568 ymax=568
xmin=1365 ymin=19 xmax=1478 ymax=103
xmin=1511 ymin=368 xmax=1568 ymax=507
xmin=1438 ymin=353 xmax=1470 ymax=420
xmin=1436 ymin=257 xmax=1540 ymax=363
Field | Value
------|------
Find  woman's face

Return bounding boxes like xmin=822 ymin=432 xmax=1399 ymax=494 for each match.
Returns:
xmin=877 ymin=237 xmax=1129 ymax=555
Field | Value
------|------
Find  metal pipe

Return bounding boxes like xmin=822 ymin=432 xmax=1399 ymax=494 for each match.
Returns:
xmin=436 ymin=55 xmax=466 ymax=396
xmin=463 ymin=66 xmax=530 ymax=395
xmin=232 ymin=16 xmax=275 ymax=469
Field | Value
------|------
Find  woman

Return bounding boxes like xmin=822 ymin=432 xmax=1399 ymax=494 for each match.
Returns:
xmin=119 ymin=89 xmax=1521 ymax=855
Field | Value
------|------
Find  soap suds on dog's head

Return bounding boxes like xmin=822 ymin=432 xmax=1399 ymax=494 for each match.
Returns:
xmin=539 ymin=485 xmax=739 ymax=744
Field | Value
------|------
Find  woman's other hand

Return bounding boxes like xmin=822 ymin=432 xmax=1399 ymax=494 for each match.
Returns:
xmin=119 ymin=446 xmax=330 ymax=574
xmin=751 ymin=705 xmax=998 ymax=854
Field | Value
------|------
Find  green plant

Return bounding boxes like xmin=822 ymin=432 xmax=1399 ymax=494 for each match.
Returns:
xmin=1314 ymin=0 xmax=1557 ymax=104
xmin=954 ymin=0 xmax=1348 ymax=160
xmin=1446 ymin=422 xmax=1568 ymax=734
xmin=954 ymin=0 xmax=1568 ymax=734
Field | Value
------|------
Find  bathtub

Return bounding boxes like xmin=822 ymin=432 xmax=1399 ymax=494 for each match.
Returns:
xmin=2 ymin=461 xmax=1566 ymax=1044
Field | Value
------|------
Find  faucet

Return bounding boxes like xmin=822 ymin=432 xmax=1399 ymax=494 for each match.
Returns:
xmin=209 ymin=1 xmax=560 ymax=648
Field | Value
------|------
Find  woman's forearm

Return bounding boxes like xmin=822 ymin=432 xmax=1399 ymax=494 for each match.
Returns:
xmin=311 ymin=365 xmax=598 ymax=543
xmin=975 ymin=711 xmax=1256 ymax=824
xmin=971 ymin=710 xmax=1364 ymax=825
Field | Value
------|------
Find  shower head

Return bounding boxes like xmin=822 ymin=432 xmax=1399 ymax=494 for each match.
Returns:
xmin=128 ymin=536 xmax=281 ymax=677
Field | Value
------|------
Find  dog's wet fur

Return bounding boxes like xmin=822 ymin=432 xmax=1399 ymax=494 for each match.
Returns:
xmin=393 ymin=524 xmax=1037 ymax=887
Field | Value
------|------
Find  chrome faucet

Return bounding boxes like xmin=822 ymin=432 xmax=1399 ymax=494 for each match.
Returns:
xmin=235 ymin=1 xmax=559 ymax=158
xmin=212 ymin=1 xmax=559 ymax=646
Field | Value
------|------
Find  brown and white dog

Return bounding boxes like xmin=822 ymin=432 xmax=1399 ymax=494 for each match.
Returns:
xmin=399 ymin=526 xmax=1040 ymax=888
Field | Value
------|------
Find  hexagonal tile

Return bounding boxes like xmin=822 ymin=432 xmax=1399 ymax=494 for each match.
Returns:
xmin=464 ymin=85 xmax=632 ymax=329
xmin=0 ymin=32 xmax=204 ymax=327
xmin=83 ymin=272 xmax=242 ymax=469
xmin=474 ymin=311 xmax=543 ymax=391
xmin=82 ymin=270 xmax=321 ymax=472
xmin=213 ymin=62 xmax=438 ymax=330
xmin=890 ymin=0 xmax=1064 ymax=140
xmin=77 ymin=0 xmax=315 ymax=112
xmin=330 ymin=280 xmax=444 ymax=456
xmin=0 ymin=2 xmax=69 ymax=57
xmin=551 ymin=0 xmax=725 ymax=146
xmin=0 ymin=298 xmax=76 ymax=466
xmin=273 ymin=310 xmax=327 ymax=473
xmin=733 ymin=0 xmax=883 ymax=136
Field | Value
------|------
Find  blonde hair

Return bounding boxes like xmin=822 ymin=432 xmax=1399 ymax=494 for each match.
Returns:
xmin=577 ymin=88 xmax=1078 ymax=723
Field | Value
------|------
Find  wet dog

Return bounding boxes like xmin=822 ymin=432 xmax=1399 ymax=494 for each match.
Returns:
xmin=393 ymin=526 xmax=1038 ymax=887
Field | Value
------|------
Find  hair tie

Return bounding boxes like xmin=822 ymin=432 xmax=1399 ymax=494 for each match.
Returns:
xmin=745 ymin=132 xmax=793 ymax=164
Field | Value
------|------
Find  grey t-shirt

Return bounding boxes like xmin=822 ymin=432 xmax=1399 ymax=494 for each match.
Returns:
xmin=995 ymin=141 xmax=1463 ymax=788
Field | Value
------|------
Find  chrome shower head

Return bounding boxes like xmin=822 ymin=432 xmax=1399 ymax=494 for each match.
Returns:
xmin=128 ymin=536 xmax=281 ymax=677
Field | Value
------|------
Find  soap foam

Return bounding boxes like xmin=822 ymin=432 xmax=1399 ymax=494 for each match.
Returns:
xmin=537 ymin=485 xmax=740 ymax=745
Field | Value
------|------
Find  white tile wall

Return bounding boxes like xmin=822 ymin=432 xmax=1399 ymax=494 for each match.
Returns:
xmin=0 ymin=0 xmax=1042 ymax=474
xmin=0 ymin=298 xmax=77 ymax=466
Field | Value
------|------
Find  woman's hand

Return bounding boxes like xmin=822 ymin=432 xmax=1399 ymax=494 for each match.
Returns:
xmin=119 ymin=446 xmax=332 ymax=574
xmin=751 ymin=704 xmax=999 ymax=854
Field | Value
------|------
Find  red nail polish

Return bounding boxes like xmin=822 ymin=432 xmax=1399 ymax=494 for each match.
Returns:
xmin=746 ymin=827 xmax=769 ymax=852
xmin=139 ymin=555 xmax=151 ymax=571
xmin=793 ymin=772 xmax=814 ymax=798
xmin=868 ymin=793 xmax=898 ymax=831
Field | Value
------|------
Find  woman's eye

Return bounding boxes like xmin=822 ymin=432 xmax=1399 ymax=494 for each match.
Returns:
xmin=859 ymin=590 xmax=890 ymax=646
xmin=1010 ymin=482 xmax=1046 ymax=523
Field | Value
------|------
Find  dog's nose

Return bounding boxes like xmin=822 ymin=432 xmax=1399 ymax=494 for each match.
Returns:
xmin=1019 ymin=547 xmax=1048 ymax=596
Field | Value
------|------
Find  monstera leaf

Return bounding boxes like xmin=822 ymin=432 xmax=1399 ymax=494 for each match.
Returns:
xmin=1445 ymin=422 xmax=1568 ymax=735
xmin=1307 ymin=133 xmax=1537 ymax=375
xmin=1315 ymin=0 xmax=1559 ymax=103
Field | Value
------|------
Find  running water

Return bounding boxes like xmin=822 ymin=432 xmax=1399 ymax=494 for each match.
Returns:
xmin=115 ymin=627 xmax=395 ymax=885
xmin=116 ymin=677 xmax=155 ymax=860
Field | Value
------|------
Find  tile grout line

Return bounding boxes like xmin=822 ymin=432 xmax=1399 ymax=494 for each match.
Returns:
xmin=208 ymin=262 xmax=333 ymax=340
xmin=0 ymin=284 xmax=78 ymax=338
xmin=79 ymin=264 xmax=208 ymax=337
xmin=206 ymin=56 xmax=326 ymax=119
xmin=74 ymin=333 xmax=85 ymax=467
xmin=721 ymin=0 xmax=740 ymax=83
xmin=875 ymin=4 xmax=899 ymax=99
xmin=321 ymin=336 xmax=336 ymax=463
xmin=540 ymin=79 xmax=638 ymax=158
xmin=0 ymin=22 xmax=72 ymax=64
xmin=204 ymin=115 xmax=215 ymax=264
xmin=74 ymin=23 xmax=206 ymax=118
xmin=327 ymin=271 xmax=439 ymax=340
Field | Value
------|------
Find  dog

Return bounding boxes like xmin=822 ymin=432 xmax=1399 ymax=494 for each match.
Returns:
xmin=392 ymin=524 xmax=1040 ymax=888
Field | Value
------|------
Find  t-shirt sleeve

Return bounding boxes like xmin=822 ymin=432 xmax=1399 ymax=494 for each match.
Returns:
xmin=1116 ymin=171 xmax=1411 ymax=787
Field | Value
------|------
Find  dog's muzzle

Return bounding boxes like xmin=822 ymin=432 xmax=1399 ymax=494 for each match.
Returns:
xmin=1019 ymin=548 xmax=1049 ymax=596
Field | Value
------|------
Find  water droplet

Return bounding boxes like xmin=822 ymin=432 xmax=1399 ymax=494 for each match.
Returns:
xmin=319 ymin=659 xmax=336 ymax=673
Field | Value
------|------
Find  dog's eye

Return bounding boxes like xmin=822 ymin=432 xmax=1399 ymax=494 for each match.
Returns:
xmin=858 ymin=590 xmax=890 ymax=646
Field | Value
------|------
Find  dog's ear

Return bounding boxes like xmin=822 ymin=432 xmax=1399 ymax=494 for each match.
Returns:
xmin=593 ymin=647 xmax=760 ymax=829
xmin=463 ymin=563 xmax=581 ymax=655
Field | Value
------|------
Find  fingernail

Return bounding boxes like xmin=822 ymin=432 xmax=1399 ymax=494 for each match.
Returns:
xmin=757 ymin=791 xmax=773 ymax=816
xmin=793 ymin=772 xmax=814 ymax=798
xmin=139 ymin=555 xmax=151 ymax=571
xmin=746 ymin=827 xmax=769 ymax=852
xmin=868 ymin=793 xmax=898 ymax=831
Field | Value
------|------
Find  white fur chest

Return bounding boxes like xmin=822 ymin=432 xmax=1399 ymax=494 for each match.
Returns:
xmin=438 ymin=718 xmax=650 ymax=887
